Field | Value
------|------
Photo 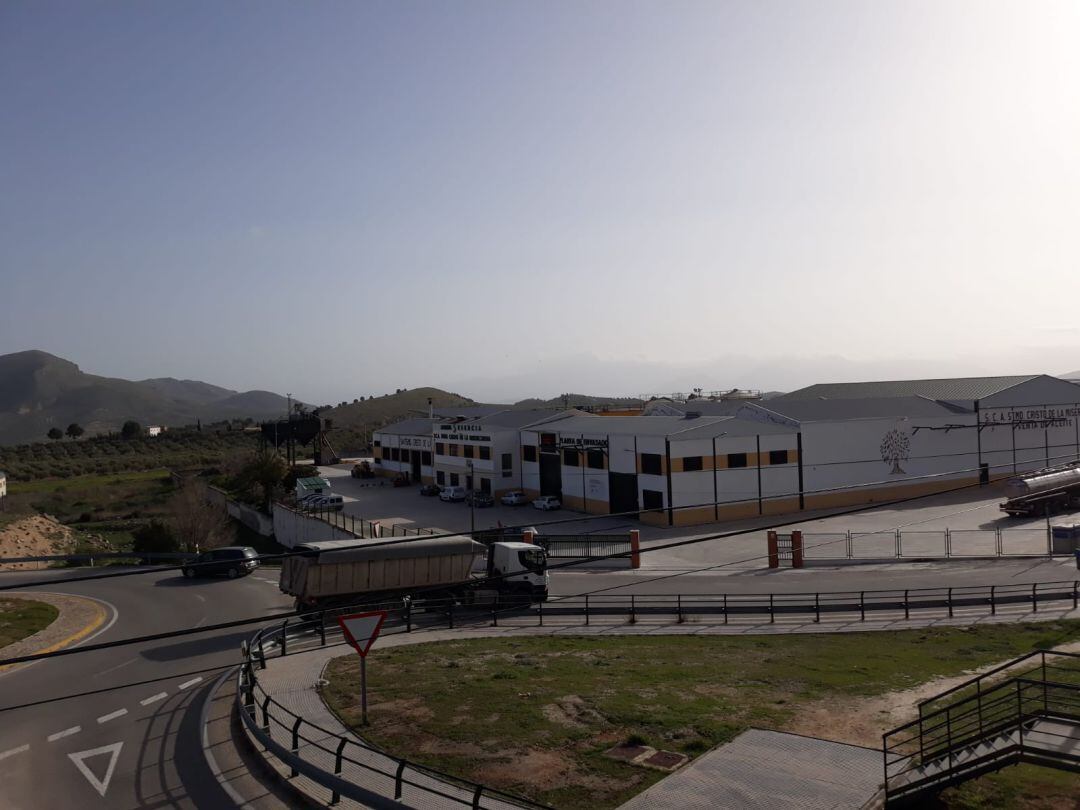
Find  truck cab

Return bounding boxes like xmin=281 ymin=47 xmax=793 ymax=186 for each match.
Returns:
xmin=488 ymin=541 xmax=549 ymax=600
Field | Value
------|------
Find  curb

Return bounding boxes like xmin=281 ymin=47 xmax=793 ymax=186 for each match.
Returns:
xmin=0 ymin=591 xmax=112 ymax=675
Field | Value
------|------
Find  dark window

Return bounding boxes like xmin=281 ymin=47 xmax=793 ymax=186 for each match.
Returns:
xmin=501 ymin=453 xmax=512 ymax=470
xmin=374 ymin=457 xmax=381 ymax=465
xmin=727 ymin=453 xmax=748 ymax=468
xmin=563 ymin=449 xmax=579 ymax=466
xmin=682 ymin=456 xmax=703 ymax=472
xmin=435 ymin=442 xmax=445 ymax=455
xmin=479 ymin=446 xmax=491 ymax=460
xmin=450 ymin=473 xmax=459 ymax=486
xmin=587 ymin=449 xmax=604 ymax=469
xmin=463 ymin=445 xmax=474 ymax=459
xmin=436 ymin=470 xmax=445 ymax=485
xmin=640 ymin=453 xmax=663 ymax=475
xmin=769 ymin=450 xmax=789 ymax=465
xmin=480 ymin=478 xmax=491 ymax=494
xmin=642 ymin=489 xmax=664 ymax=512
xmin=523 ymin=445 xmax=537 ymax=462
xmin=373 ymin=440 xmax=381 ymax=447
xmin=390 ymin=448 xmax=400 ymax=461
xmin=448 ymin=444 xmax=459 ymax=456
xmin=421 ymin=451 xmax=432 ymax=465
xmin=539 ymin=433 xmax=557 ymax=452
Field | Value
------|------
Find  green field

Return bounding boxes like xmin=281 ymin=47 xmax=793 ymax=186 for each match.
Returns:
xmin=0 ymin=598 xmax=59 ymax=650
xmin=322 ymin=623 xmax=1080 ymax=809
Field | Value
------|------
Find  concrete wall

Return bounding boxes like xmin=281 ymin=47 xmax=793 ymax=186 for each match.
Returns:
xmin=272 ymin=503 xmax=357 ymax=549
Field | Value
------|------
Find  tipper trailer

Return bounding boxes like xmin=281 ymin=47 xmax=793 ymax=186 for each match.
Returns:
xmin=279 ymin=535 xmax=549 ymax=610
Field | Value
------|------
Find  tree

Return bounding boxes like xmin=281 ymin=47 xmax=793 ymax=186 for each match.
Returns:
xmin=132 ymin=519 xmax=179 ymax=554
xmin=121 ymin=420 xmax=142 ymax=440
xmin=880 ymin=428 xmax=911 ymax=475
xmin=168 ymin=480 xmax=234 ymax=553
xmin=236 ymin=450 xmax=288 ymax=511
xmin=47 ymin=427 xmax=63 ymax=441
xmin=66 ymin=423 xmax=84 ymax=440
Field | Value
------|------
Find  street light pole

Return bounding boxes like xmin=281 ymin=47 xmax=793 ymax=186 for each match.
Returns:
xmin=467 ymin=460 xmax=475 ymax=534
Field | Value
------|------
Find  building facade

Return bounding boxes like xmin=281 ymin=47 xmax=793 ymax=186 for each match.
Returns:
xmin=372 ymin=418 xmax=436 ymax=483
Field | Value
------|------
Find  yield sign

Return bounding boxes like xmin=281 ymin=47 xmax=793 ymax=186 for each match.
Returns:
xmin=68 ymin=742 xmax=123 ymax=797
xmin=337 ymin=610 xmax=386 ymax=657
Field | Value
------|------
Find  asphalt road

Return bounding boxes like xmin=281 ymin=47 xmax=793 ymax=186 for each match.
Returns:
xmin=1 ymin=550 xmax=1079 ymax=809
xmin=0 ymin=566 xmax=294 ymax=810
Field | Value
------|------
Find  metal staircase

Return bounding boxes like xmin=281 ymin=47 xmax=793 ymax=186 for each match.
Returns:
xmin=882 ymin=650 xmax=1080 ymax=806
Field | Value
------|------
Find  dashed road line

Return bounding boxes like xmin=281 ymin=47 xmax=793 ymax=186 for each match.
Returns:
xmin=47 ymin=726 xmax=81 ymax=742
xmin=0 ymin=744 xmax=29 ymax=761
xmin=178 ymin=677 xmax=203 ymax=690
xmin=140 ymin=692 xmax=168 ymax=706
xmin=96 ymin=709 xmax=128 ymax=724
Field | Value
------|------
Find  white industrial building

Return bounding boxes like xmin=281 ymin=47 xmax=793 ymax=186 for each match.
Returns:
xmin=375 ymin=374 xmax=1080 ymax=528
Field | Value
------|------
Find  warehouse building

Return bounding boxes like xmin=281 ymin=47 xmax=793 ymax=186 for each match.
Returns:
xmin=372 ymin=418 xmax=436 ymax=483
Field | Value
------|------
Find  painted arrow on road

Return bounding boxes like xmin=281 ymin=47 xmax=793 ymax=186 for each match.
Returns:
xmin=68 ymin=742 xmax=123 ymax=798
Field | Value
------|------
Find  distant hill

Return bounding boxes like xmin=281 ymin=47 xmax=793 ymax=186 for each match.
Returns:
xmin=512 ymin=393 xmax=644 ymax=410
xmin=320 ymin=388 xmax=478 ymax=453
xmin=0 ymin=350 xmax=293 ymax=446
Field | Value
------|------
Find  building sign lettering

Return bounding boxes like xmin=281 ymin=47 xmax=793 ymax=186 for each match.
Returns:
xmin=981 ymin=407 xmax=1079 ymax=431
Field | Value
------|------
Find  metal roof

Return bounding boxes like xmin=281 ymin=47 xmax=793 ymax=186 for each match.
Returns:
xmin=521 ymin=414 xmax=795 ymax=439
xmin=296 ymin=476 xmax=330 ymax=488
xmin=430 ymin=405 xmax=508 ymax=419
xmin=374 ymin=418 xmax=435 ymax=436
xmin=760 ymin=396 xmax=971 ymax=421
xmin=470 ymin=408 xmax=582 ymax=429
xmin=775 ymin=375 xmax=1041 ymax=402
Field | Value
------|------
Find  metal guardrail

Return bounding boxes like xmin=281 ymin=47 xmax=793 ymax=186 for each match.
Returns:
xmin=237 ymin=617 xmax=552 ymax=809
xmin=882 ymin=650 xmax=1080 ymax=805
xmin=535 ymin=535 xmax=632 ymax=559
xmin=0 ymin=551 xmax=196 ymax=566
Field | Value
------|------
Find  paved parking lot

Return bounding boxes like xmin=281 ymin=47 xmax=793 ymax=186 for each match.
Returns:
xmin=315 ymin=464 xmax=1080 ymax=572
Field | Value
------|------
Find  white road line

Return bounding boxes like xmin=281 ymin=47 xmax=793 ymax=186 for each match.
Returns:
xmin=140 ymin=692 xmax=168 ymax=706
xmin=96 ymin=709 xmax=128 ymax=724
xmin=94 ymin=658 xmax=137 ymax=678
xmin=193 ymin=594 xmax=206 ymax=603
xmin=0 ymin=744 xmax=29 ymax=761
xmin=178 ymin=677 xmax=203 ymax=690
xmin=47 ymin=726 xmax=81 ymax=742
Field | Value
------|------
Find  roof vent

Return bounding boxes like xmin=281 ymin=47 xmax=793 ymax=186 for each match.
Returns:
xmin=685 ymin=411 xmax=701 ymax=420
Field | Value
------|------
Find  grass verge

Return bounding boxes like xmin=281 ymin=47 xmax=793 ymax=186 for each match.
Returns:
xmin=0 ymin=598 xmax=59 ymax=650
xmin=322 ymin=623 xmax=1080 ymax=809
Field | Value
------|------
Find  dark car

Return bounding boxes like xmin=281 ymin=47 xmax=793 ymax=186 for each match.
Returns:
xmin=466 ymin=491 xmax=495 ymax=508
xmin=419 ymin=483 xmax=441 ymax=496
xmin=181 ymin=546 xmax=260 ymax=579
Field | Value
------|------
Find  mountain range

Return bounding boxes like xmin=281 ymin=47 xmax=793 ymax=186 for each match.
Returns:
xmin=0 ymin=350 xmax=292 ymax=445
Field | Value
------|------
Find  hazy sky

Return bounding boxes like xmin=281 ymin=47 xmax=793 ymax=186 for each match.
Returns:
xmin=3 ymin=1 xmax=1079 ymax=403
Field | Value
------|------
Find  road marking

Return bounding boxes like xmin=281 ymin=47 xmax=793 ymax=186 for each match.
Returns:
xmin=94 ymin=657 xmax=137 ymax=678
xmin=193 ymin=594 xmax=206 ymax=603
xmin=0 ymin=744 xmax=29 ymax=761
xmin=47 ymin=726 xmax=81 ymax=742
xmin=68 ymin=742 xmax=122 ymax=798
xmin=0 ymin=594 xmax=114 ymax=676
xmin=178 ymin=677 xmax=203 ymax=690
xmin=140 ymin=692 xmax=168 ymax=706
xmin=96 ymin=709 xmax=127 ymax=724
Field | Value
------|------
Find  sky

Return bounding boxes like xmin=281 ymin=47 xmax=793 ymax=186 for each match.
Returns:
xmin=2 ymin=1 xmax=1079 ymax=404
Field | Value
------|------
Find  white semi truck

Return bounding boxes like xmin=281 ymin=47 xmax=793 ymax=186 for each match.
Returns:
xmin=279 ymin=535 xmax=549 ymax=611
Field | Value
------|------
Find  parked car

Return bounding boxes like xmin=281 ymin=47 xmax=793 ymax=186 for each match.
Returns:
xmin=439 ymin=485 xmax=467 ymax=502
xmin=500 ymin=490 xmax=528 ymax=506
xmin=532 ymin=495 xmax=561 ymax=511
xmin=466 ymin=491 xmax=495 ymax=508
xmin=301 ymin=494 xmax=344 ymax=511
xmin=182 ymin=546 xmax=260 ymax=579
xmin=419 ymin=483 xmax=441 ymax=496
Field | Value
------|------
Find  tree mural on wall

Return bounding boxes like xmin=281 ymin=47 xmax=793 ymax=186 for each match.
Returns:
xmin=880 ymin=428 xmax=910 ymax=475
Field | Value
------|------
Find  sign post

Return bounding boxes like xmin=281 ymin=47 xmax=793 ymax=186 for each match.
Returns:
xmin=336 ymin=611 xmax=387 ymax=726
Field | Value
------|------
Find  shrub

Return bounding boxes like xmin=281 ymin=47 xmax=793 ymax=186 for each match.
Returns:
xmin=131 ymin=520 xmax=179 ymax=553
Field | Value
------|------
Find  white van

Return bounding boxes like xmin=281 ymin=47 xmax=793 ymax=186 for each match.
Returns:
xmin=439 ymin=486 xmax=467 ymax=502
xmin=304 ymin=494 xmax=345 ymax=512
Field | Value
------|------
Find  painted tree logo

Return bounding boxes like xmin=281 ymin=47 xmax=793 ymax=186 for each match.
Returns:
xmin=880 ymin=428 xmax=910 ymax=475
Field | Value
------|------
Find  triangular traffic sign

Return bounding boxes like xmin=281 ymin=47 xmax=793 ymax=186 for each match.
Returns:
xmin=68 ymin=742 xmax=123 ymax=798
xmin=337 ymin=611 xmax=386 ymax=657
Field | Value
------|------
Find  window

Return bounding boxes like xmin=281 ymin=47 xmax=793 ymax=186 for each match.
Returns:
xmin=390 ymin=448 xmax=400 ymax=461
xmin=523 ymin=445 xmax=537 ymax=462
xmin=373 ymin=440 xmax=381 ymax=447
xmin=501 ymin=453 xmax=512 ymax=470
xmin=640 ymin=453 xmax=663 ymax=475
xmin=435 ymin=442 xmax=445 ymax=455
xmin=480 ymin=478 xmax=491 ymax=494
xmin=448 ymin=444 xmax=459 ymax=456
xmin=479 ymin=446 xmax=491 ymax=460
xmin=450 ymin=473 xmax=459 ymax=486
xmin=587 ymin=449 xmax=604 ymax=469
xmin=463 ymin=445 xmax=474 ymax=459
xmin=436 ymin=470 xmax=445 ymax=485
xmin=682 ymin=456 xmax=703 ymax=472
xmin=769 ymin=450 xmax=789 ymax=465
xmin=727 ymin=452 xmax=748 ymax=468
xmin=642 ymin=489 xmax=664 ymax=512
xmin=374 ymin=457 xmax=381 ymax=464
xmin=563 ymin=449 xmax=579 ymax=466
xmin=539 ymin=433 xmax=557 ymax=452
xmin=421 ymin=451 xmax=432 ymax=465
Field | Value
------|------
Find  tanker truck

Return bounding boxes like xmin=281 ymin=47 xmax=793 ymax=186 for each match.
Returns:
xmin=999 ymin=462 xmax=1080 ymax=517
xmin=279 ymin=535 xmax=549 ymax=611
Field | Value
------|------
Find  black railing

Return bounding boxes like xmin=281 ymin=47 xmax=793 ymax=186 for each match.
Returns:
xmin=535 ymin=535 xmax=631 ymax=558
xmin=882 ymin=650 xmax=1080 ymax=805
